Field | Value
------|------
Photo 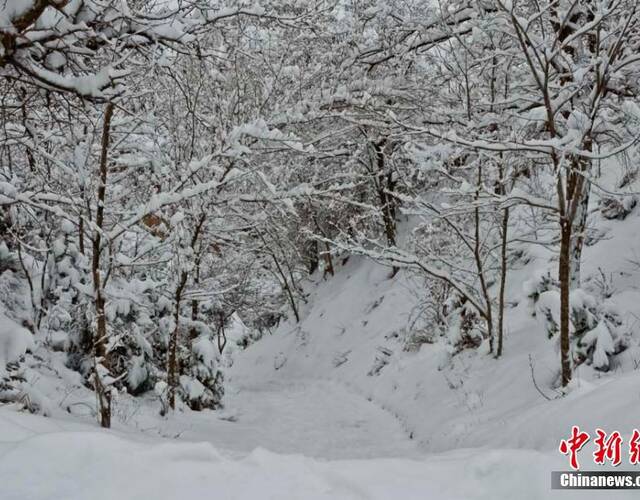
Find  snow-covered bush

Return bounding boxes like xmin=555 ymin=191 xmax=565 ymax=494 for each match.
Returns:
xmin=180 ymin=332 xmax=224 ymax=411
xmin=67 ymin=273 xmax=162 ymax=397
xmin=105 ymin=278 xmax=159 ymax=395
xmin=0 ymin=247 xmax=32 ymax=330
xmin=0 ymin=315 xmax=33 ymax=377
xmin=403 ymin=285 xmax=485 ymax=356
xmin=402 ymin=329 xmax=437 ymax=352
xmin=47 ymin=221 xmax=91 ymax=356
xmin=0 ymin=242 xmax=18 ymax=276
xmin=403 ymin=279 xmax=450 ymax=352
xmin=599 ymin=195 xmax=636 ymax=220
xmin=0 ymin=313 xmax=36 ymax=410
xmin=523 ymin=270 xmax=559 ymax=318
xmin=577 ymin=320 xmax=619 ymax=370
xmin=444 ymin=297 xmax=484 ymax=354
xmin=535 ymin=288 xmax=627 ymax=371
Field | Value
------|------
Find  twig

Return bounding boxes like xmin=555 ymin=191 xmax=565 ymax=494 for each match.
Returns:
xmin=529 ymin=354 xmax=552 ymax=401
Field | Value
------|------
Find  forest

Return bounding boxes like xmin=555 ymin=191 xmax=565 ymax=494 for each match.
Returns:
xmin=2 ymin=1 xmax=640 ymax=499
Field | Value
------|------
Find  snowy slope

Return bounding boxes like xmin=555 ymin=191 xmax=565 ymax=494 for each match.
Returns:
xmin=230 ymin=206 xmax=640 ymax=455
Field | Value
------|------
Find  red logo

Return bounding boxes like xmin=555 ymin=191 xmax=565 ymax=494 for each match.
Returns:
xmin=593 ymin=429 xmax=622 ymax=467
xmin=559 ymin=426 xmax=590 ymax=470
xmin=560 ymin=428 xmax=640 ymax=469
xmin=629 ymin=430 xmax=640 ymax=465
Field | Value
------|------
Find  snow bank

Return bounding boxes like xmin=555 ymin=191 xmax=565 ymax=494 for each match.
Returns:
xmin=0 ymin=314 xmax=33 ymax=376
xmin=0 ymin=409 xmax=618 ymax=500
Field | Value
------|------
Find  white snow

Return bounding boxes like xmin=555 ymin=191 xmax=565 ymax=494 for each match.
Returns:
xmin=0 ymin=314 xmax=33 ymax=376
xmin=3 ymin=154 xmax=640 ymax=498
xmin=169 ymin=379 xmax=419 ymax=459
xmin=2 ymin=244 xmax=640 ymax=498
xmin=0 ymin=0 xmax=36 ymax=33
xmin=3 ymin=244 xmax=640 ymax=498
xmin=0 ymin=407 xmax=619 ymax=500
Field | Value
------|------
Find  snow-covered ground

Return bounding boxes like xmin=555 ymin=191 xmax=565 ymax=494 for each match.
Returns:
xmin=181 ymin=379 xmax=419 ymax=459
xmin=1 ymin=294 xmax=637 ymax=500
xmin=0 ymin=393 xmax=625 ymax=500
xmin=3 ymin=193 xmax=640 ymax=498
xmin=0 ymin=404 xmax=593 ymax=500
xmin=232 ymin=251 xmax=640 ymax=452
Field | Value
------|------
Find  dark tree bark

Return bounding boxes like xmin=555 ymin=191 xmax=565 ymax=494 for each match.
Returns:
xmin=559 ymin=216 xmax=572 ymax=387
xmin=496 ymin=158 xmax=510 ymax=358
xmin=322 ymin=241 xmax=334 ymax=278
xmin=569 ymin=177 xmax=590 ymax=288
xmin=167 ymin=271 xmax=188 ymax=410
xmin=556 ymin=143 xmax=592 ymax=387
xmin=473 ymin=165 xmax=494 ymax=352
xmin=307 ymin=239 xmax=319 ymax=275
xmin=373 ymin=139 xmax=397 ymax=248
xmin=92 ymin=102 xmax=114 ymax=428
xmin=496 ymin=205 xmax=509 ymax=358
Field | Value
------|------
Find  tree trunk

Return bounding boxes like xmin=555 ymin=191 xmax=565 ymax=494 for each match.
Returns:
xmin=474 ymin=165 xmax=493 ymax=351
xmin=189 ymin=258 xmax=201 ymax=341
xmin=495 ymin=159 xmax=509 ymax=358
xmin=270 ymin=252 xmax=300 ymax=322
xmin=78 ymin=216 xmax=85 ymax=255
xmin=559 ymin=217 xmax=573 ymax=387
xmin=312 ymin=216 xmax=334 ymax=278
xmin=496 ymin=205 xmax=509 ymax=358
xmin=168 ymin=214 xmax=206 ymax=410
xmin=569 ymin=178 xmax=590 ymax=288
xmin=373 ymin=139 xmax=397 ymax=248
xmin=307 ymin=239 xmax=319 ymax=275
xmin=0 ymin=207 xmax=13 ymax=250
xmin=92 ymin=102 xmax=114 ymax=428
xmin=190 ymin=298 xmax=199 ymax=339
xmin=167 ymin=271 xmax=187 ymax=410
xmin=322 ymin=241 xmax=334 ymax=278
xmin=558 ymin=146 xmax=591 ymax=386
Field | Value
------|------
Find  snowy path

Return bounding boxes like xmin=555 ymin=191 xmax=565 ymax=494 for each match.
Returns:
xmin=0 ymin=376 xmax=631 ymax=499
xmin=0 ymin=405 xmax=614 ymax=500
xmin=147 ymin=379 xmax=419 ymax=459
